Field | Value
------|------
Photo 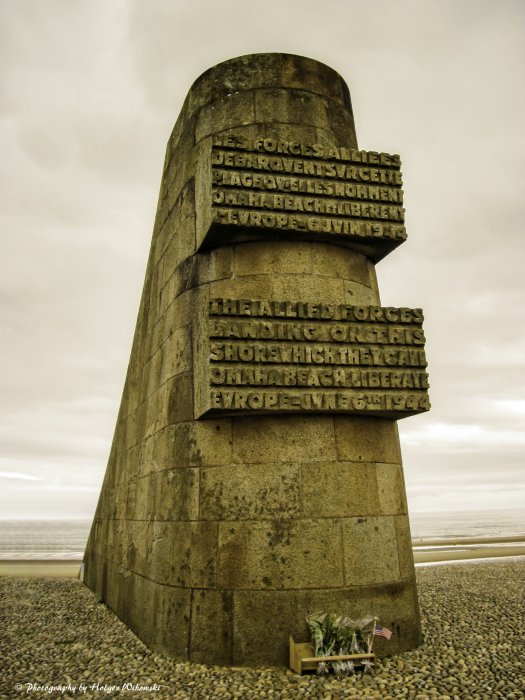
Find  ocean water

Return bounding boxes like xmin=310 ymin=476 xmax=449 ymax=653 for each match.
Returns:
xmin=0 ymin=510 xmax=523 ymax=560
xmin=409 ymin=508 xmax=524 ymax=541
xmin=0 ymin=520 xmax=91 ymax=560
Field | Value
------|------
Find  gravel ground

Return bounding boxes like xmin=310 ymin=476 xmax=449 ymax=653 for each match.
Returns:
xmin=1 ymin=560 xmax=524 ymax=700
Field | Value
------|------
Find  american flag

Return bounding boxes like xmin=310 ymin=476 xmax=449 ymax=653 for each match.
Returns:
xmin=374 ymin=624 xmax=392 ymax=640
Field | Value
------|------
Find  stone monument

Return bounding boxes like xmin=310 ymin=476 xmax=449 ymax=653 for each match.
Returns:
xmin=84 ymin=53 xmax=430 ymax=666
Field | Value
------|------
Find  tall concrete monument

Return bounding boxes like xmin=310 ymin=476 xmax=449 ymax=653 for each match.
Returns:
xmin=84 ymin=53 xmax=430 ymax=666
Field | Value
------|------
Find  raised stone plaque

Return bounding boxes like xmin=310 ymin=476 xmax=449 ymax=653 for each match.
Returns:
xmin=196 ymin=136 xmax=407 ymax=261
xmin=195 ymin=297 xmax=429 ymax=417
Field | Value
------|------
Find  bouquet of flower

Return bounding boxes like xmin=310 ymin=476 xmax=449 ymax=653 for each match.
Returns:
xmin=306 ymin=612 xmax=377 ymax=676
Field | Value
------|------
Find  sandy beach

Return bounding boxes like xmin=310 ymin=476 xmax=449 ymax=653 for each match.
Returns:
xmin=0 ymin=560 xmax=81 ymax=578
xmin=412 ymin=535 xmax=525 ymax=565
xmin=1 ymin=557 xmax=524 ymax=699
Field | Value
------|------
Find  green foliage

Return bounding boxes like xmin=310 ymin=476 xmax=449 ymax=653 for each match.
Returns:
xmin=306 ymin=612 xmax=376 ymax=676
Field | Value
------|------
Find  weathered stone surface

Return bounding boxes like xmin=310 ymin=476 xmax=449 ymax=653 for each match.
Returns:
xmin=167 ymin=372 xmax=194 ymax=423
xmin=148 ymin=581 xmax=191 ymax=657
xmin=232 ymin=415 xmax=337 ymax=464
xmin=301 ymin=461 xmax=380 ymax=518
xmin=395 ymin=514 xmax=417 ymax=578
xmin=254 ymin=89 xmax=330 ymax=128
xmin=233 ymin=240 xmax=312 ymax=277
xmin=281 ymin=54 xmax=352 ymax=109
xmin=189 ymin=589 xmax=233 ymax=665
xmin=148 ymin=520 xmax=218 ymax=587
xmin=334 ymin=415 xmax=403 ymax=462
xmin=200 ymin=462 xmax=301 ymax=520
xmin=218 ymin=518 xmax=345 ymax=590
xmin=378 ymin=462 xmax=408 ymax=514
xmin=342 ymin=515 xmax=401 ymax=585
xmin=84 ymin=53 xmax=427 ymax=667
xmin=309 ymin=242 xmax=374 ymax=286
xmin=196 ymin=91 xmax=255 ymax=142
xmin=208 ymin=272 xmax=348 ymax=305
xmin=138 ymin=419 xmax=234 ymax=471
xmin=141 ymin=468 xmax=200 ymax=521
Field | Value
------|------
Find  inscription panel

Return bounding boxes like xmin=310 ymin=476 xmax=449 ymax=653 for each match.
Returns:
xmin=197 ymin=298 xmax=430 ymax=418
xmin=197 ymin=136 xmax=408 ymax=261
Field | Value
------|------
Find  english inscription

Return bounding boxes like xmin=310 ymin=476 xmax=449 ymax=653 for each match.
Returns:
xmin=200 ymin=298 xmax=430 ymax=418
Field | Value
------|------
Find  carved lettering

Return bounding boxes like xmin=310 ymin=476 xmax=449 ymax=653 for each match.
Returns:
xmin=212 ymin=208 xmax=406 ymax=240
xmin=209 ymin=390 xmax=429 ymax=413
xmin=210 ymin=365 xmax=429 ymax=389
xmin=205 ymin=298 xmax=429 ymax=417
xmin=212 ymin=179 xmax=403 ymax=204
xmin=212 ymin=149 xmax=402 ymax=185
xmin=208 ymin=341 xmax=426 ymax=367
xmin=207 ymin=139 xmax=407 ymax=253
xmin=212 ymin=169 xmax=404 ymax=205
xmin=209 ymin=298 xmax=424 ymax=324
xmin=209 ymin=319 xmax=425 ymax=345
xmin=212 ymin=136 xmax=401 ymax=167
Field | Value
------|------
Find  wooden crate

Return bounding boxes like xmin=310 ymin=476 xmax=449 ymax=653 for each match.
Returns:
xmin=289 ymin=636 xmax=375 ymax=675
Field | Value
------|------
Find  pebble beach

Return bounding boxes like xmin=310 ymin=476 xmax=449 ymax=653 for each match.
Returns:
xmin=1 ymin=560 xmax=524 ymax=700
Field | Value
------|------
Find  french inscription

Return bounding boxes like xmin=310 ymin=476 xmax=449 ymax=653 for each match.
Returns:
xmin=212 ymin=135 xmax=401 ymax=166
xmin=212 ymin=190 xmax=404 ymax=217
xmin=211 ymin=152 xmax=403 ymax=185
xmin=202 ymin=298 xmax=430 ymax=418
xmin=212 ymin=171 xmax=402 ymax=201
xmin=203 ymin=137 xmax=408 ymax=258
xmin=211 ymin=209 xmax=405 ymax=241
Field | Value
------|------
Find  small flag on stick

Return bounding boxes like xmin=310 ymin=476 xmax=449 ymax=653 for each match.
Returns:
xmin=374 ymin=624 xmax=392 ymax=640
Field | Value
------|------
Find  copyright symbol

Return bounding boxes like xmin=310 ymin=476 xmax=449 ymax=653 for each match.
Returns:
xmin=15 ymin=684 xmax=22 ymax=691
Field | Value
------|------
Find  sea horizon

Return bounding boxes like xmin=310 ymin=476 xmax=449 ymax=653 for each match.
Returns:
xmin=0 ymin=508 xmax=524 ymax=562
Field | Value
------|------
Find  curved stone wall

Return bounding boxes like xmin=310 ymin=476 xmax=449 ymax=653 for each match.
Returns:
xmin=84 ymin=53 xmax=424 ymax=666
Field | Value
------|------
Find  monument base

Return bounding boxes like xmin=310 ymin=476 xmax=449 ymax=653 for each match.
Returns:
xmin=84 ymin=412 xmax=422 ymax=666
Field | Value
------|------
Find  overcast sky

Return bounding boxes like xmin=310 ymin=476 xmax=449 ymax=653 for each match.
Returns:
xmin=1 ymin=0 xmax=523 ymax=520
